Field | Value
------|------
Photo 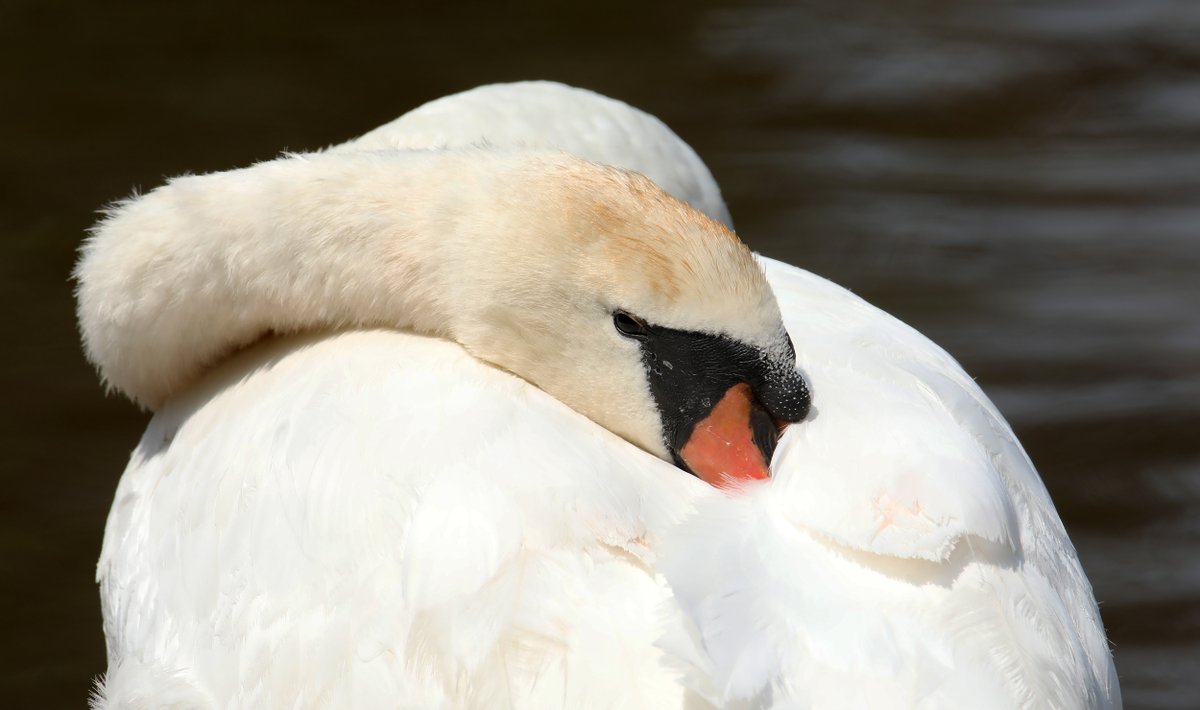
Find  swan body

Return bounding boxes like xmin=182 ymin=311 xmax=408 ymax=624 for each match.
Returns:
xmin=81 ymin=82 xmax=1119 ymax=708
xmin=662 ymin=257 xmax=1119 ymax=708
xmin=96 ymin=329 xmax=706 ymax=709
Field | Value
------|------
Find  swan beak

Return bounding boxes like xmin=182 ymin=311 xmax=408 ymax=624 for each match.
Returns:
xmin=678 ymin=382 xmax=779 ymax=489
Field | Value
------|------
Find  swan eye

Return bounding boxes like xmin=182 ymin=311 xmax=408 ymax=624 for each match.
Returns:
xmin=613 ymin=310 xmax=649 ymax=339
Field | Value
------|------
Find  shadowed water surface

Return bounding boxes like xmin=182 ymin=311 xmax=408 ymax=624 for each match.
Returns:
xmin=2 ymin=1 xmax=1197 ymax=706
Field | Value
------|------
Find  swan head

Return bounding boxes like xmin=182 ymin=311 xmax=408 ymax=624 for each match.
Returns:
xmin=76 ymin=146 xmax=806 ymax=488
xmin=449 ymin=154 xmax=811 ymax=487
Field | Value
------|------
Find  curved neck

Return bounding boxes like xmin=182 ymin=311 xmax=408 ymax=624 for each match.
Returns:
xmin=76 ymin=149 xmax=536 ymax=409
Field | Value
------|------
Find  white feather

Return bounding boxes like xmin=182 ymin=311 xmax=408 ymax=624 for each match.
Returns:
xmin=332 ymin=81 xmax=732 ymax=229
xmin=87 ymin=81 xmax=1119 ymax=709
xmin=96 ymin=331 xmax=709 ymax=709
xmin=657 ymin=258 xmax=1119 ymax=709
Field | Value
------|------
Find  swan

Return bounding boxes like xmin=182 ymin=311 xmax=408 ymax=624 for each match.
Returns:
xmin=77 ymin=82 xmax=1120 ymax=709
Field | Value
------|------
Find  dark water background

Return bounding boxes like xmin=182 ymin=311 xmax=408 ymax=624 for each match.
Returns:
xmin=2 ymin=1 xmax=1198 ymax=706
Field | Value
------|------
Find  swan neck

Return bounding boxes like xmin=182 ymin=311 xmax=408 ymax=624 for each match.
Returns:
xmin=76 ymin=150 xmax=520 ymax=408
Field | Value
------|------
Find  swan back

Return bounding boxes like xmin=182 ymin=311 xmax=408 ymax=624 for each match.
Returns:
xmin=332 ymin=81 xmax=733 ymax=229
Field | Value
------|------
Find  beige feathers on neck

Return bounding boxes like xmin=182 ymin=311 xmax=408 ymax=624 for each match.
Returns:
xmin=76 ymin=149 xmax=782 ymax=455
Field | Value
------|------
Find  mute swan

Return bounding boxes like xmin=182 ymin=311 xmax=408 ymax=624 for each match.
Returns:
xmin=78 ymin=82 xmax=1119 ymax=709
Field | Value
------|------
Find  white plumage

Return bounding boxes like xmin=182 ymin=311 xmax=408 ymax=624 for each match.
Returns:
xmin=83 ymin=82 xmax=1120 ymax=709
xmin=332 ymin=81 xmax=733 ymax=229
xmin=661 ymin=257 xmax=1119 ymax=708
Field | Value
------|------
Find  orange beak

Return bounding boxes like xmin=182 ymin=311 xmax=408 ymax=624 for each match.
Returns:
xmin=678 ymin=382 xmax=781 ymax=490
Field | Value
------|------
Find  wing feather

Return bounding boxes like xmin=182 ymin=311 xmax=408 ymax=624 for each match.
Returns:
xmin=97 ymin=330 xmax=706 ymax=709
xmin=654 ymin=257 xmax=1119 ymax=709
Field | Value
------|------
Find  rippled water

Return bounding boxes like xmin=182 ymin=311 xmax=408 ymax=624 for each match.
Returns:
xmin=3 ymin=1 xmax=1198 ymax=706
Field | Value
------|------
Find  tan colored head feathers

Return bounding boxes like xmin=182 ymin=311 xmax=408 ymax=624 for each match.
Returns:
xmin=76 ymin=149 xmax=791 ymax=459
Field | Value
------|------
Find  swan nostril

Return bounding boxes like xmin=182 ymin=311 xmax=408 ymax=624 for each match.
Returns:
xmin=755 ymin=371 xmax=811 ymax=424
